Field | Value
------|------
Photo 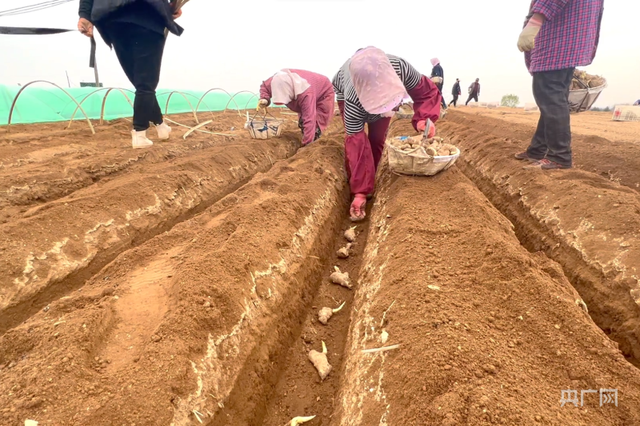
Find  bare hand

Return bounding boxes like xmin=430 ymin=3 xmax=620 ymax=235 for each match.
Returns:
xmin=170 ymin=2 xmax=183 ymax=19
xmin=78 ymin=17 xmax=93 ymax=37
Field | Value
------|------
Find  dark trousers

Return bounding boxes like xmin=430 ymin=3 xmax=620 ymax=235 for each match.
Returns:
xmin=105 ymin=23 xmax=166 ymax=131
xmin=449 ymin=94 xmax=459 ymax=107
xmin=435 ymin=83 xmax=447 ymax=109
xmin=465 ymin=93 xmax=478 ymax=105
xmin=526 ymin=68 xmax=574 ymax=167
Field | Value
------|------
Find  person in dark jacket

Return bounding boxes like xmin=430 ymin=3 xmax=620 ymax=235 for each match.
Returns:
xmin=448 ymin=78 xmax=461 ymax=107
xmin=465 ymin=78 xmax=481 ymax=105
xmin=430 ymin=58 xmax=447 ymax=110
xmin=78 ymin=0 xmax=184 ymax=149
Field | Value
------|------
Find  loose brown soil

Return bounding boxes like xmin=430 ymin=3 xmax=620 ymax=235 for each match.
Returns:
xmin=449 ymin=108 xmax=640 ymax=190
xmin=336 ymin=121 xmax=640 ymax=425
xmin=0 ymin=111 xmax=304 ymax=335
xmin=0 ymin=133 xmax=348 ymax=425
xmin=438 ymin=111 xmax=640 ymax=365
xmin=2 ymin=106 xmax=640 ymax=426
xmin=260 ymin=219 xmax=371 ymax=426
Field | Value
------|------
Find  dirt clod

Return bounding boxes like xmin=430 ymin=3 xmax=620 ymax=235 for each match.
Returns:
xmin=483 ymin=364 xmax=497 ymax=374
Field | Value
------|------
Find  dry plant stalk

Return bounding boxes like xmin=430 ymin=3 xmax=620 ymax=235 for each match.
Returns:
xmin=183 ymin=120 xmax=212 ymax=140
xmin=361 ymin=344 xmax=400 ymax=354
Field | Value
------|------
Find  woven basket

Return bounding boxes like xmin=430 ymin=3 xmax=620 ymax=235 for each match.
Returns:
xmin=245 ymin=116 xmax=284 ymax=139
xmin=386 ymin=136 xmax=460 ymax=176
xmin=569 ymin=77 xmax=607 ymax=113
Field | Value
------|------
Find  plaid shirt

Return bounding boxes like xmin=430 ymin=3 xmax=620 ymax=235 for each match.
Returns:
xmin=525 ymin=0 xmax=604 ymax=73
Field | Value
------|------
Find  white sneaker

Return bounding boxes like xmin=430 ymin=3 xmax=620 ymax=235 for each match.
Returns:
xmin=156 ymin=122 xmax=172 ymax=140
xmin=131 ymin=130 xmax=153 ymax=149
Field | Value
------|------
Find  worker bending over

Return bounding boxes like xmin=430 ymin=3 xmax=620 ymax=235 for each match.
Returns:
xmin=333 ymin=46 xmax=441 ymax=222
xmin=258 ymin=70 xmax=335 ymax=146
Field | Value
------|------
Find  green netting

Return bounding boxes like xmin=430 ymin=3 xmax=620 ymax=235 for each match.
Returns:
xmin=0 ymin=84 xmax=262 ymax=125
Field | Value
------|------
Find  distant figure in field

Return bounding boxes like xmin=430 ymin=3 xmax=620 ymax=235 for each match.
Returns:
xmin=634 ymin=100 xmax=640 ymax=106
xmin=449 ymin=78 xmax=461 ymax=107
xmin=515 ymin=0 xmax=604 ymax=170
xmin=258 ymin=69 xmax=334 ymax=146
xmin=430 ymin=58 xmax=447 ymax=110
xmin=77 ymin=0 xmax=184 ymax=149
xmin=465 ymin=79 xmax=480 ymax=105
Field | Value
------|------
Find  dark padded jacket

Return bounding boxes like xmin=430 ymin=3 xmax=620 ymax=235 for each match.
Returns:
xmin=78 ymin=0 xmax=183 ymax=38
xmin=451 ymin=82 xmax=461 ymax=96
xmin=430 ymin=64 xmax=444 ymax=79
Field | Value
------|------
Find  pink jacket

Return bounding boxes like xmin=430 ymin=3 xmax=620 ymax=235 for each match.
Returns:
xmin=260 ymin=69 xmax=335 ymax=145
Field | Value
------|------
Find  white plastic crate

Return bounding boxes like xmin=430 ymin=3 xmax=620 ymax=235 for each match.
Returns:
xmin=612 ymin=105 xmax=640 ymax=122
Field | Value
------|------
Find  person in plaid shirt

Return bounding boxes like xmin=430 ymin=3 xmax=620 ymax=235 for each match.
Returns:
xmin=515 ymin=0 xmax=604 ymax=170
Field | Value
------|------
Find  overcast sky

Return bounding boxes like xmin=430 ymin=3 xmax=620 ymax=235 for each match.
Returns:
xmin=0 ymin=0 xmax=638 ymax=107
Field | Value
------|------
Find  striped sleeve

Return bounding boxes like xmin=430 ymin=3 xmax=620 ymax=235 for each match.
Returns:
xmin=343 ymin=100 xmax=367 ymax=134
xmin=335 ymin=55 xmax=421 ymax=135
xmin=332 ymin=70 xmax=345 ymax=101
xmin=388 ymin=55 xmax=422 ymax=92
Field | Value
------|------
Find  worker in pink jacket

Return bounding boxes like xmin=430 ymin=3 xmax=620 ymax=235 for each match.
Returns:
xmin=333 ymin=46 xmax=442 ymax=221
xmin=258 ymin=69 xmax=335 ymax=146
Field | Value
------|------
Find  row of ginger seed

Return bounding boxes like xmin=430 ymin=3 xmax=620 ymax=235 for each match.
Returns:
xmin=291 ymin=227 xmax=356 ymax=425
xmin=303 ymin=226 xmax=356 ymax=399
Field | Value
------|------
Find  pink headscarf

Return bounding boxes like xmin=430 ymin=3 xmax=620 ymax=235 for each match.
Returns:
xmin=431 ymin=58 xmax=440 ymax=66
xmin=271 ymin=70 xmax=311 ymax=104
xmin=349 ymin=46 xmax=408 ymax=115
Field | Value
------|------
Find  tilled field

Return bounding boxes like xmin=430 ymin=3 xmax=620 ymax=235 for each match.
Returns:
xmin=438 ymin=110 xmax=640 ymax=364
xmin=2 ymin=107 xmax=640 ymax=426
xmin=0 ymin=112 xmax=301 ymax=335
